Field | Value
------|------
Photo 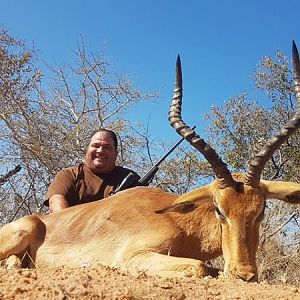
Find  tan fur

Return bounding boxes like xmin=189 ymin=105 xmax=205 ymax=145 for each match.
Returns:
xmin=0 ymin=175 xmax=299 ymax=281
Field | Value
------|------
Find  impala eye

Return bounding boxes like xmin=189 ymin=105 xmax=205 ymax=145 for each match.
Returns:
xmin=214 ymin=206 xmax=226 ymax=222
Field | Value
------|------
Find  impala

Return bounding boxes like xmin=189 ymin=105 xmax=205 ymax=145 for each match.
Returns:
xmin=0 ymin=42 xmax=300 ymax=282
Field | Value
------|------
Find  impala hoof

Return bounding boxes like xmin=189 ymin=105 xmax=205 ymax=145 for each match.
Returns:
xmin=237 ymin=271 xmax=256 ymax=282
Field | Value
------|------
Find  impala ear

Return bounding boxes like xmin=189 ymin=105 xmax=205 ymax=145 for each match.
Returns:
xmin=155 ymin=184 xmax=214 ymax=214
xmin=261 ymin=180 xmax=300 ymax=204
xmin=155 ymin=198 xmax=211 ymax=214
xmin=172 ymin=184 xmax=215 ymax=204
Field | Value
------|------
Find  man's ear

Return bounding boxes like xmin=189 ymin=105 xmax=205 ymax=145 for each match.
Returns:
xmin=155 ymin=198 xmax=211 ymax=215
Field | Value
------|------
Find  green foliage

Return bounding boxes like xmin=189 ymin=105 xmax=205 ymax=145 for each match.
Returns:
xmin=253 ymin=51 xmax=293 ymax=106
xmin=154 ymin=147 xmax=213 ymax=194
xmin=205 ymin=94 xmax=270 ymax=172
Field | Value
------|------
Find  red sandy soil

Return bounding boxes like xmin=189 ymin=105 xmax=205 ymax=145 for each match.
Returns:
xmin=0 ymin=266 xmax=299 ymax=299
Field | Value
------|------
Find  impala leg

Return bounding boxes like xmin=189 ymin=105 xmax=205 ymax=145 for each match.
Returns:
xmin=0 ymin=215 xmax=44 ymax=267
xmin=124 ymin=251 xmax=220 ymax=278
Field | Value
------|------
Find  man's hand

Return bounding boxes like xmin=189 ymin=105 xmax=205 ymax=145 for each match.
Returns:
xmin=49 ymin=194 xmax=69 ymax=213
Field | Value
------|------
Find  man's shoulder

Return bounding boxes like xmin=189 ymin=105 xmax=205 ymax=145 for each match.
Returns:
xmin=57 ymin=163 xmax=84 ymax=178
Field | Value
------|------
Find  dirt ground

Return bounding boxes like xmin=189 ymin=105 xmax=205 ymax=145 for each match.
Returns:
xmin=0 ymin=266 xmax=299 ymax=300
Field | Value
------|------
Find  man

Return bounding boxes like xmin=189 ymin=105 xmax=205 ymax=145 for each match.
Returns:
xmin=45 ymin=129 xmax=140 ymax=213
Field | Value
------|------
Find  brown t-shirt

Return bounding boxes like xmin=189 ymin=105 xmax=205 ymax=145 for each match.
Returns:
xmin=45 ymin=164 xmax=139 ymax=207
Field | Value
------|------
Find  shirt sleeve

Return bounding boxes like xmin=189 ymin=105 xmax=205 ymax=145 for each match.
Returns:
xmin=44 ymin=168 xmax=76 ymax=206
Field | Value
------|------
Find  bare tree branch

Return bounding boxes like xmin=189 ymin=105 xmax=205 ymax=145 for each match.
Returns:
xmin=0 ymin=165 xmax=21 ymax=185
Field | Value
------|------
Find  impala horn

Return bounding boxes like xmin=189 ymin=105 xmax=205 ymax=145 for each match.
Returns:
xmin=245 ymin=41 xmax=300 ymax=187
xmin=169 ymin=55 xmax=236 ymax=189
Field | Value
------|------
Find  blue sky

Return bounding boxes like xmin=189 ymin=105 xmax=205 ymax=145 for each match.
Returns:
xmin=1 ymin=0 xmax=300 ymax=142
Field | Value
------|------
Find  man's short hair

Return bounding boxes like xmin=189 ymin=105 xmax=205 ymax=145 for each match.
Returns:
xmin=88 ymin=129 xmax=118 ymax=151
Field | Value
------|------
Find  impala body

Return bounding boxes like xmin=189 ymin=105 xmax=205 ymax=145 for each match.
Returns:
xmin=1 ymin=43 xmax=300 ymax=282
xmin=1 ymin=176 xmax=298 ymax=281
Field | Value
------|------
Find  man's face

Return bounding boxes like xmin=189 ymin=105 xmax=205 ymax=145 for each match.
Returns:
xmin=85 ymin=131 xmax=117 ymax=174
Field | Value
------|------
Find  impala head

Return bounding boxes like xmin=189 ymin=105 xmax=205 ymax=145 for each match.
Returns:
xmin=167 ymin=42 xmax=300 ymax=281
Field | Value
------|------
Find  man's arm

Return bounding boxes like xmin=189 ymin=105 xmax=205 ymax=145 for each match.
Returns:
xmin=49 ymin=194 xmax=69 ymax=213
